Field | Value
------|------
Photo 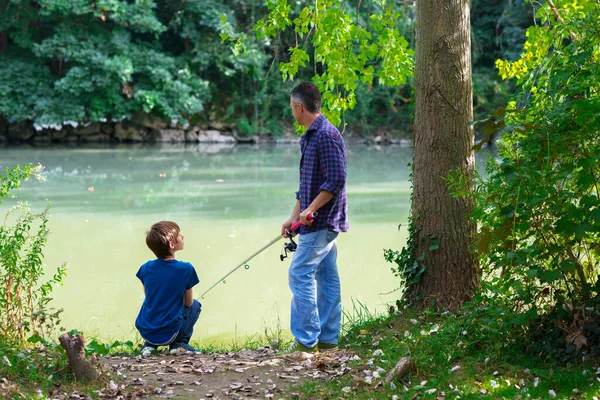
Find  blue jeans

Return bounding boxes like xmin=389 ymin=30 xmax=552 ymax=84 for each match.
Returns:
xmin=289 ymin=229 xmax=341 ymax=348
xmin=172 ymin=299 xmax=202 ymax=345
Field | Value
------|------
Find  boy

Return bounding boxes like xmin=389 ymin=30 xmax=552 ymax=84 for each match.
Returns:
xmin=135 ymin=221 xmax=202 ymax=356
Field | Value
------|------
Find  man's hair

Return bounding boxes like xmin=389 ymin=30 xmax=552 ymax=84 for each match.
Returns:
xmin=146 ymin=221 xmax=180 ymax=259
xmin=290 ymin=82 xmax=321 ymax=113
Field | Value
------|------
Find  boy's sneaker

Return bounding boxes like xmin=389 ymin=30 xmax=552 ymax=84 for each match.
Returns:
xmin=169 ymin=342 xmax=201 ymax=355
xmin=284 ymin=340 xmax=319 ymax=354
xmin=141 ymin=345 xmax=156 ymax=357
xmin=318 ymin=342 xmax=339 ymax=351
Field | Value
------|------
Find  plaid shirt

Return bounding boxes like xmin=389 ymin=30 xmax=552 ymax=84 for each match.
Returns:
xmin=295 ymin=115 xmax=349 ymax=234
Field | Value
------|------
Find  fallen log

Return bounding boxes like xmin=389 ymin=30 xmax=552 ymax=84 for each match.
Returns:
xmin=58 ymin=332 xmax=99 ymax=382
xmin=376 ymin=357 xmax=413 ymax=388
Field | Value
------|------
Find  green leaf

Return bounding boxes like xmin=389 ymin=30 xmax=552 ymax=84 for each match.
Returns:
xmin=526 ymin=268 xmax=538 ymax=278
xmin=539 ymin=269 xmax=562 ymax=283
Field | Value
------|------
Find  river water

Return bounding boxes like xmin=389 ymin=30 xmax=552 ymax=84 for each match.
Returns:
xmin=1 ymin=142 xmax=411 ymax=345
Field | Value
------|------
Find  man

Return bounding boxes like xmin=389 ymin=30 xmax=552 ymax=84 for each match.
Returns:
xmin=281 ymin=82 xmax=348 ymax=352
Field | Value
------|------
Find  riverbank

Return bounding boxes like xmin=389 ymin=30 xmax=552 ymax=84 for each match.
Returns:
xmin=0 ymin=114 xmax=412 ymax=147
xmin=3 ymin=309 xmax=597 ymax=399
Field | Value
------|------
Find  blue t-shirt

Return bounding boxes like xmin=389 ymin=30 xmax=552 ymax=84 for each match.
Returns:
xmin=135 ymin=259 xmax=200 ymax=344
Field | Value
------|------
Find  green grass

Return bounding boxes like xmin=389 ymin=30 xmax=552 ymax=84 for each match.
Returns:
xmin=6 ymin=306 xmax=600 ymax=399
xmin=0 ymin=339 xmax=103 ymax=399
xmin=290 ymin=308 xmax=600 ymax=399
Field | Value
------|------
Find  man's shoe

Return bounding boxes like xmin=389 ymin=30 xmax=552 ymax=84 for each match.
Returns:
xmin=285 ymin=340 xmax=319 ymax=353
xmin=318 ymin=342 xmax=339 ymax=351
xmin=169 ymin=342 xmax=201 ymax=355
xmin=141 ymin=345 xmax=157 ymax=357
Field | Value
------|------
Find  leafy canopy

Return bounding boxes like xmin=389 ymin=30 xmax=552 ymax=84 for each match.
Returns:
xmin=253 ymin=0 xmax=414 ymax=127
xmin=0 ymin=0 xmax=210 ymax=128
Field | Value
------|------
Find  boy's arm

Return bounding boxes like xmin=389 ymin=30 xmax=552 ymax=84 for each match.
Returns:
xmin=184 ymin=288 xmax=193 ymax=307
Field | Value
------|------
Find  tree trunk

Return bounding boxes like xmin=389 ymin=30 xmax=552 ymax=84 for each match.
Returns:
xmin=408 ymin=0 xmax=479 ymax=310
xmin=58 ymin=333 xmax=99 ymax=382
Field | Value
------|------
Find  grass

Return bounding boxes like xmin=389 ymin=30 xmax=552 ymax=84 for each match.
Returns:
xmin=290 ymin=308 xmax=600 ymax=399
xmin=0 ymin=339 xmax=103 ymax=399
xmin=5 ymin=304 xmax=600 ymax=399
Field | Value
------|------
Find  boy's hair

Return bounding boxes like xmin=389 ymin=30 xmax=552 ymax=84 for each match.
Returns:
xmin=290 ymin=82 xmax=322 ymax=114
xmin=146 ymin=221 xmax=180 ymax=259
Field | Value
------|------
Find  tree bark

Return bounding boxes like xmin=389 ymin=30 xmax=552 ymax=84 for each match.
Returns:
xmin=58 ymin=333 xmax=99 ymax=382
xmin=408 ymin=0 xmax=479 ymax=310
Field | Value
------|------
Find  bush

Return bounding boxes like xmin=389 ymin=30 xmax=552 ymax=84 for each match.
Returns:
xmin=471 ymin=1 xmax=600 ymax=358
xmin=0 ymin=164 xmax=67 ymax=344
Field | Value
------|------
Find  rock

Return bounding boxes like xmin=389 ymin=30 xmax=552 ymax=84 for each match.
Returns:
xmin=50 ymin=127 xmax=70 ymax=141
xmin=101 ymin=124 xmax=114 ymax=135
xmin=115 ymin=122 xmax=145 ymax=142
xmin=80 ymin=134 xmax=110 ymax=142
xmin=234 ymin=134 xmax=258 ymax=144
xmin=32 ymin=134 xmax=51 ymax=143
xmin=157 ymin=129 xmax=186 ymax=142
xmin=185 ymin=131 xmax=199 ymax=142
xmin=8 ymin=122 xmax=34 ymax=141
xmin=207 ymin=121 xmax=227 ymax=131
xmin=131 ymin=112 xmax=169 ymax=130
xmin=74 ymin=123 xmax=101 ymax=136
xmin=197 ymin=130 xmax=235 ymax=143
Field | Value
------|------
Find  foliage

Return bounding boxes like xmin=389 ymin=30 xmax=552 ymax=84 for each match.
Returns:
xmin=0 ymin=340 xmax=75 ymax=398
xmin=0 ymin=0 xmax=210 ymax=128
xmin=291 ymin=309 xmax=599 ymax=399
xmin=253 ymin=0 xmax=414 ymax=128
xmin=384 ymin=221 xmax=422 ymax=288
xmin=473 ymin=0 xmax=600 ymax=357
xmin=0 ymin=0 xmax=534 ymax=137
xmin=0 ymin=164 xmax=67 ymax=343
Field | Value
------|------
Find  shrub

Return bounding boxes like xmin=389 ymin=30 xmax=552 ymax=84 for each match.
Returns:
xmin=470 ymin=1 xmax=600 ymax=357
xmin=0 ymin=164 xmax=67 ymax=344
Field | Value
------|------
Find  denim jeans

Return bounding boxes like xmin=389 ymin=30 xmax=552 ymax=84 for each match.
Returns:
xmin=172 ymin=299 xmax=202 ymax=345
xmin=289 ymin=229 xmax=341 ymax=348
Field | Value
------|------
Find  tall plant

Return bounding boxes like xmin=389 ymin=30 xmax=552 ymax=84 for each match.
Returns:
xmin=0 ymin=164 xmax=67 ymax=343
xmin=472 ymin=0 xmax=600 ymax=354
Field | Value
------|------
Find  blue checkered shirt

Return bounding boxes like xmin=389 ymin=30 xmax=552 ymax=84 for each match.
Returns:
xmin=295 ymin=115 xmax=349 ymax=234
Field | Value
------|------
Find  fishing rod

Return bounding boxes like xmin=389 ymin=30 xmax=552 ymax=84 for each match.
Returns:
xmin=198 ymin=213 xmax=316 ymax=299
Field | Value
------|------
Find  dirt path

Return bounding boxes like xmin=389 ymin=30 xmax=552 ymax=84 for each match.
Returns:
xmin=100 ymin=347 xmax=357 ymax=399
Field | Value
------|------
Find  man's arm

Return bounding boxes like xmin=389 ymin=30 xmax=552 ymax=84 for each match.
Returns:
xmin=299 ymin=191 xmax=334 ymax=224
xmin=184 ymin=288 xmax=193 ymax=307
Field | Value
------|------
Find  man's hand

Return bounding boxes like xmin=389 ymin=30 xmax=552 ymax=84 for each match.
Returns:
xmin=281 ymin=217 xmax=297 ymax=238
xmin=299 ymin=209 xmax=315 ymax=227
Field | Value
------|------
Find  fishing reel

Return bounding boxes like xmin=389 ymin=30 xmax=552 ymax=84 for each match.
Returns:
xmin=280 ymin=228 xmax=298 ymax=261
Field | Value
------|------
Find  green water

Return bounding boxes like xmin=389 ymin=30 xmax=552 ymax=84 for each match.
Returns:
xmin=0 ymin=143 xmax=411 ymax=345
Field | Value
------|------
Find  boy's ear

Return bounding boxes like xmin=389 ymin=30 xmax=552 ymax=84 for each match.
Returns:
xmin=169 ymin=241 xmax=175 ymax=249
